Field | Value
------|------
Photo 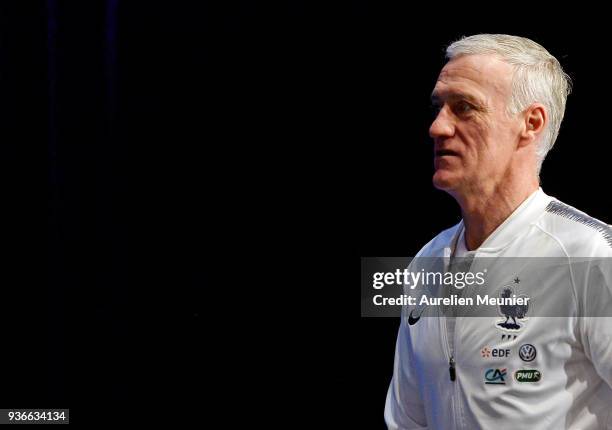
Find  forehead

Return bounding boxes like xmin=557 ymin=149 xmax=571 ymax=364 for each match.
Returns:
xmin=432 ymin=54 xmax=514 ymax=102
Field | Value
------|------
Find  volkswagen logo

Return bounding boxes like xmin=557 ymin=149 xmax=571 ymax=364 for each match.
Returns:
xmin=519 ymin=344 xmax=537 ymax=362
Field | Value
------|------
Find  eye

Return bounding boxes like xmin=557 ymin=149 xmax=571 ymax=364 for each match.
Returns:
xmin=454 ymin=101 xmax=475 ymax=115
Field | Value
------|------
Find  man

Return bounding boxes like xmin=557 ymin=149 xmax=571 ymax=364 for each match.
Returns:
xmin=384 ymin=34 xmax=612 ymax=429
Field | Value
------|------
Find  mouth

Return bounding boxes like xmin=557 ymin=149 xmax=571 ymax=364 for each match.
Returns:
xmin=435 ymin=149 xmax=460 ymax=157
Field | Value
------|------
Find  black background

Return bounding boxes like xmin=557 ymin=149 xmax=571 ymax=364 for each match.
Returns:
xmin=10 ymin=0 xmax=607 ymax=426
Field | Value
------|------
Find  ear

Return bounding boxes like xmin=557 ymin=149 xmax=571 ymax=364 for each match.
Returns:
xmin=519 ymin=103 xmax=547 ymax=147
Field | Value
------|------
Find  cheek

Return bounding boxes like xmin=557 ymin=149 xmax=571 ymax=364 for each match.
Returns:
xmin=458 ymin=121 xmax=491 ymax=158
xmin=490 ymin=121 xmax=519 ymax=156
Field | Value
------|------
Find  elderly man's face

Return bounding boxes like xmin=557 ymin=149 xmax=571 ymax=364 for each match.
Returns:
xmin=429 ymin=54 xmax=523 ymax=193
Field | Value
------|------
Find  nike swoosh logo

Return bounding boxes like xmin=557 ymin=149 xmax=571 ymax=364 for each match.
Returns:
xmin=408 ymin=309 xmax=422 ymax=325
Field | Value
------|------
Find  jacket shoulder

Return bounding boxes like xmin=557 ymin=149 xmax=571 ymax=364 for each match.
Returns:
xmin=538 ymin=199 xmax=612 ymax=256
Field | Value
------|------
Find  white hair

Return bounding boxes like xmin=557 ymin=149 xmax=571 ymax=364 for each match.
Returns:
xmin=446 ymin=34 xmax=572 ymax=174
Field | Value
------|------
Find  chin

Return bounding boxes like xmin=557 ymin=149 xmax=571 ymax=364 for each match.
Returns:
xmin=432 ymin=170 xmax=459 ymax=191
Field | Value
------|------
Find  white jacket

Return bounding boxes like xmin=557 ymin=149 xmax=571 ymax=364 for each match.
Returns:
xmin=385 ymin=188 xmax=612 ymax=430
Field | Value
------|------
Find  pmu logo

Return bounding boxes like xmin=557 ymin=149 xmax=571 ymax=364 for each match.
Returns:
xmin=484 ymin=368 xmax=507 ymax=385
xmin=514 ymin=369 xmax=542 ymax=383
xmin=481 ymin=347 xmax=511 ymax=358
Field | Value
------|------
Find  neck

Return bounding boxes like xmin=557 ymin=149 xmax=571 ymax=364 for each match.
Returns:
xmin=454 ymin=180 xmax=539 ymax=251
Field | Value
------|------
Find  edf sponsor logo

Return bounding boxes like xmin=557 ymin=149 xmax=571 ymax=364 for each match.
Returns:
xmin=481 ymin=347 xmax=511 ymax=358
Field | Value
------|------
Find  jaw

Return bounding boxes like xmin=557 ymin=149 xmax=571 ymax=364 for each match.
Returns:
xmin=433 ymin=177 xmax=456 ymax=192
xmin=432 ymin=163 xmax=463 ymax=191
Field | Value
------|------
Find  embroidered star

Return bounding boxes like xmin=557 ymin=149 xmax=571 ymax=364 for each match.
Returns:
xmin=514 ymin=276 xmax=520 ymax=284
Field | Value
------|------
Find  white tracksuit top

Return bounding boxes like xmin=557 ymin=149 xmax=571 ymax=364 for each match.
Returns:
xmin=384 ymin=188 xmax=612 ymax=430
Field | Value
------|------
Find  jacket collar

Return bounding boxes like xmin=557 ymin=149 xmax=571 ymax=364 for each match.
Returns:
xmin=447 ymin=187 xmax=553 ymax=255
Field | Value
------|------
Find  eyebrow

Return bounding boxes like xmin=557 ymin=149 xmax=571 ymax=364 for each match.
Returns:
xmin=430 ymin=91 xmax=482 ymax=106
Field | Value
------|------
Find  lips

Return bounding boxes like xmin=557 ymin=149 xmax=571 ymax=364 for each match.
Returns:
xmin=435 ymin=149 xmax=460 ymax=157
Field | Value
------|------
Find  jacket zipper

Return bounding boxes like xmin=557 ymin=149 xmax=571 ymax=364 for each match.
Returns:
xmin=442 ymin=245 xmax=463 ymax=429
xmin=440 ymin=315 xmax=459 ymax=430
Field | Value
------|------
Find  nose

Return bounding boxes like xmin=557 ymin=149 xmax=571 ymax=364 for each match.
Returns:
xmin=429 ymin=106 xmax=455 ymax=139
